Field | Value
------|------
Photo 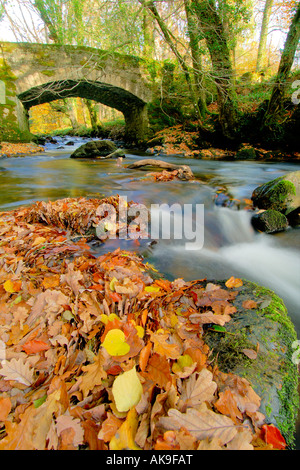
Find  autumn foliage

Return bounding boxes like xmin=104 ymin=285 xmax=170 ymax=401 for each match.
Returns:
xmin=0 ymin=196 xmax=287 ymax=450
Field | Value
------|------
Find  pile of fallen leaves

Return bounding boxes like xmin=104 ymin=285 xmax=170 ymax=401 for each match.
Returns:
xmin=0 ymin=197 xmax=287 ymax=450
xmin=0 ymin=142 xmax=44 ymax=158
xmin=148 ymin=124 xmax=201 ymax=158
xmin=144 ymin=169 xmax=192 ymax=182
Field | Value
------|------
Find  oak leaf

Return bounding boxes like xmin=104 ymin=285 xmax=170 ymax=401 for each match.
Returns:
xmin=0 ymin=357 xmax=34 ymax=386
xmin=56 ymin=414 xmax=84 ymax=448
xmin=149 ymin=330 xmax=181 ymax=359
xmin=181 ymin=369 xmax=217 ymax=408
xmin=80 ymin=351 xmax=107 ymax=398
xmin=159 ymin=404 xmax=238 ymax=446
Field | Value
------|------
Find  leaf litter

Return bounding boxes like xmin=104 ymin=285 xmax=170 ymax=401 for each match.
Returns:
xmin=0 ymin=196 xmax=286 ymax=450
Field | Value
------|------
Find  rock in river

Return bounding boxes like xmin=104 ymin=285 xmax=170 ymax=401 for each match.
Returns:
xmin=251 ymin=170 xmax=300 ymax=216
xmin=70 ymin=139 xmax=117 ymax=159
xmin=251 ymin=209 xmax=289 ymax=234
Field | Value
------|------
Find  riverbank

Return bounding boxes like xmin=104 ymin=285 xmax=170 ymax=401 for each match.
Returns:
xmin=0 ymin=142 xmax=45 ymax=158
xmin=145 ymin=124 xmax=300 ymax=162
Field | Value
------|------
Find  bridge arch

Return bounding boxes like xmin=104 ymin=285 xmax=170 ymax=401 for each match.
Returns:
xmin=0 ymin=42 xmax=155 ymax=142
xmin=19 ymin=79 xmax=149 ymax=142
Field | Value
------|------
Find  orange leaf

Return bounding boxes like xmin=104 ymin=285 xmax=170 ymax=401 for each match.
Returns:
xmin=242 ymin=300 xmax=257 ymax=309
xmin=0 ymin=397 xmax=12 ymax=421
xmin=98 ymin=412 xmax=123 ymax=442
xmin=225 ymin=276 xmax=243 ymax=288
xmin=261 ymin=424 xmax=286 ymax=450
xmin=139 ymin=341 xmax=152 ymax=372
xmin=3 ymin=280 xmax=22 ymax=294
xmin=214 ymin=389 xmax=243 ymax=424
xmin=22 ymin=340 xmax=50 ymax=355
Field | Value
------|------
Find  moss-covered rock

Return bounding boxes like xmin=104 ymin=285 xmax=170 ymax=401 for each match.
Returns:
xmin=70 ymin=139 xmax=117 ymax=159
xmin=204 ymin=280 xmax=299 ymax=448
xmin=251 ymin=171 xmax=300 ymax=215
xmin=251 ymin=209 xmax=289 ymax=233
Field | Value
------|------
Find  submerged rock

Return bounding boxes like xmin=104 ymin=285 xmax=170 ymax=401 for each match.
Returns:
xmin=204 ymin=280 xmax=298 ymax=447
xmin=251 ymin=171 xmax=300 ymax=215
xmin=70 ymin=139 xmax=117 ymax=159
xmin=251 ymin=209 xmax=289 ymax=233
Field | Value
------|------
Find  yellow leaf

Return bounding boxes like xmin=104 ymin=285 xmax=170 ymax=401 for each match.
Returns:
xmin=100 ymin=313 xmax=119 ymax=325
xmin=3 ymin=280 xmax=22 ymax=294
xmin=135 ymin=325 xmax=144 ymax=338
xmin=112 ymin=367 xmax=143 ymax=413
xmin=102 ymin=329 xmax=130 ymax=357
xmin=172 ymin=354 xmax=194 ymax=372
xmin=109 ymin=277 xmax=118 ymax=291
xmin=109 ymin=408 xmax=141 ymax=450
xmin=32 ymin=236 xmax=47 ymax=247
xmin=145 ymin=285 xmax=160 ymax=293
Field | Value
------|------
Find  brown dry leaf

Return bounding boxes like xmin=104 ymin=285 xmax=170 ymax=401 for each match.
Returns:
xmin=242 ymin=300 xmax=258 ymax=309
xmin=0 ymin=388 xmax=63 ymax=450
xmin=159 ymin=404 xmax=238 ymax=446
xmin=0 ymin=397 xmax=12 ymax=421
xmin=144 ymin=353 xmax=172 ymax=389
xmin=60 ymin=262 xmax=83 ymax=296
xmin=242 ymin=349 xmax=258 ymax=360
xmin=56 ymin=414 xmax=84 ymax=448
xmin=98 ymin=411 xmax=123 ymax=442
xmin=226 ymin=428 xmax=254 ymax=450
xmin=26 ymin=289 xmax=69 ymax=327
xmin=189 ymin=312 xmax=232 ymax=326
xmin=0 ymin=357 xmax=34 ymax=386
xmin=149 ymin=330 xmax=181 ymax=359
xmin=214 ymin=389 xmax=243 ymax=424
xmin=181 ymin=369 xmax=217 ymax=409
xmin=80 ymin=350 xmax=107 ymax=398
xmin=197 ymin=437 xmax=223 ymax=450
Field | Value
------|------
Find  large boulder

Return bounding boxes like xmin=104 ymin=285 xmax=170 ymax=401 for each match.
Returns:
xmin=70 ymin=139 xmax=117 ymax=159
xmin=251 ymin=171 xmax=300 ymax=216
xmin=204 ymin=280 xmax=298 ymax=447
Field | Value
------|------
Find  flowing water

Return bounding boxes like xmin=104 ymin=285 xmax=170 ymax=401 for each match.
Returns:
xmin=0 ymin=135 xmax=299 ymax=442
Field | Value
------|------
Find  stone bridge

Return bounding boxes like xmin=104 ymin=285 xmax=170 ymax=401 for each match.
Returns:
xmin=0 ymin=42 xmax=158 ymax=142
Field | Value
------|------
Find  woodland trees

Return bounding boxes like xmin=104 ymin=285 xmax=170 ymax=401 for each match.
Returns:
xmin=0 ymin=0 xmax=298 ymax=143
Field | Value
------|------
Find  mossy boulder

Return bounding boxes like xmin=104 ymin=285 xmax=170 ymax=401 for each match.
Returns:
xmin=251 ymin=171 xmax=300 ymax=216
xmin=251 ymin=209 xmax=289 ymax=233
xmin=235 ymin=143 xmax=257 ymax=160
xmin=204 ymin=280 xmax=298 ymax=448
xmin=70 ymin=139 xmax=117 ymax=159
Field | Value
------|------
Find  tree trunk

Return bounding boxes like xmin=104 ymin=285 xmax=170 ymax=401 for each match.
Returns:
xmin=256 ymin=0 xmax=274 ymax=73
xmin=183 ymin=0 xmax=208 ymax=117
xmin=84 ymin=99 xmax=101 ymax=131
xmin=191 ymin=0 xmax=238 ymax=139
xmin=142 ymin=8 xmax=155 ymax=59
xmin=264 ymin=3 xmax=300 ymax=126
xmin=138 ymin=0 xmax=203 ymax=125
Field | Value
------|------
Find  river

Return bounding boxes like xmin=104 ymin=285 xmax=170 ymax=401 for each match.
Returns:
xmin=0 ymin=135 xmax=299 ymax=442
